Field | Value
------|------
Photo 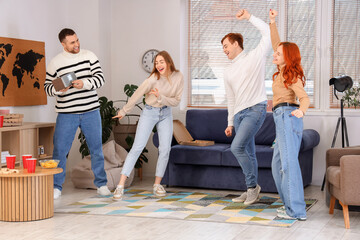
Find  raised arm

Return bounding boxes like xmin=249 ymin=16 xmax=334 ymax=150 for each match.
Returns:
xmin=237 ymin=9 xmax=271 ymax=55
xmin=269 ymin=9 xmax=281 ymax=51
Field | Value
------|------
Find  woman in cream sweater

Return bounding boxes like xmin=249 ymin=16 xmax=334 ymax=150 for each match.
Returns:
xmin=112 ymin=51 xmax=184 ymax=200
xmin=269 ymin=10 xmax=310 ymax=220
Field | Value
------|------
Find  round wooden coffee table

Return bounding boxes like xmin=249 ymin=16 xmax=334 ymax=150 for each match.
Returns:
xmin=0 ymin=167 xmax=62 ymax=222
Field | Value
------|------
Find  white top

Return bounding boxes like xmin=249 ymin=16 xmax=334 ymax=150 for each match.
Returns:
xmin=223 ymin=15 xmax=271 ymax=126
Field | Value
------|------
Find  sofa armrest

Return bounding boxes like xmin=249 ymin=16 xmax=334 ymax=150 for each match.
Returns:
xmin=340 ymin=155 xmax=360 ymax=204
xmin=152 ymin=132 xmax=178 ymax=148
xmin=300 ymin=129 xmax=320 ymax=152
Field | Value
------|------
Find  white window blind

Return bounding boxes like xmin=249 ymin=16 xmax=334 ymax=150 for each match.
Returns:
xmin=331 ymin=0 xmax=360 ymax=108
xmin=286 ymin=0 xmax=317 ymax=107
xmin=189 ymin=0 xmax=278 ymax=107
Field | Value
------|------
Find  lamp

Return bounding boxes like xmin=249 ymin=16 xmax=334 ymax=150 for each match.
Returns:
xmin=321 ymin=75 xmax=353 ymax=191
xmin=329 ymin=75 xmax=353 ymax=99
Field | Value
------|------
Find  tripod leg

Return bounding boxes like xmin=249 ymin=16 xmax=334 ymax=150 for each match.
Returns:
xmin=322 ymin=117 xmax=342 ymax=191
xmin=343 ymin=118 xmax=350 ymax=147
xmin=321 ymin=174 xmax=326 ymax=191
xmin=331 ymin=117 xmax=341 ymax=148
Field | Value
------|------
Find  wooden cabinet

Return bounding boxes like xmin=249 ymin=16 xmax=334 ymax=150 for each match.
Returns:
xmin=0 ymin=123 xmax=55 ymax=167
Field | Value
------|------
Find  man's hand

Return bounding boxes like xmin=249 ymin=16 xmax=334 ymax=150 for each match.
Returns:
xmin=291 ymin=109 xmax=304 ymax=118
xmin=59 ymin=85 xmax=71 ymax=93
xmin=72 ymin=79 xmax=83 ymax=89
xmin=269 ymin=9 xmax=278 ymax=23
xmin=225 ymin=126 xmax=234 ymax=137
xmin=236 ymin=9 xmax=250 ymax=21
xmin=149 ymin=88 xmax=159 ymax=98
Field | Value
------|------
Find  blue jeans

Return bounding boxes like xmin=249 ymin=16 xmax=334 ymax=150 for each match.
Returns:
xmin=272 ymin=106 xmax=306 ymax=219
xmin=231 ymin=101 xmax=267 ymax=188
xmin=121 ymin=105 xmax=173 ymax=178
xmin=53 ymin=109 xmax=107 ymax=191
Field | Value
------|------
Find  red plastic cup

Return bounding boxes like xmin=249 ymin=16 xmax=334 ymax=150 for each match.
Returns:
xmin=0 ymin=115 xmax=3 ymax=128
xmin=6 ymin=155 xmax=16 ymax=169
xmin=27 ymin=158 xmax=37 ymax=173
xmin=22 ymin=154 xmax=32 ymax=169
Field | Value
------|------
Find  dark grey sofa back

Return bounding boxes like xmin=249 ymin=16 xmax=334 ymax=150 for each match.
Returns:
xmin=186 ymin=109 xmax=276 ymax=145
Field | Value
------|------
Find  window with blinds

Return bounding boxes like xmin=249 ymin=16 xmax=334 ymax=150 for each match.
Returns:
xmin=331 ymin=0 xmax=360 ymax=108
xmin=189 ymin=0 xmax=278 ymax=107
xmin=286 ymin=0 xmax=317 ymax=107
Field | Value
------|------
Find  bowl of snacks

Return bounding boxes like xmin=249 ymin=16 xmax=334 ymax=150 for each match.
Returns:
xmin=39 ymin=159 xmax=60 ymax=169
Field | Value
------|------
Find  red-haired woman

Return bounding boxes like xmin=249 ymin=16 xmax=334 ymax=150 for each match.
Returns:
xmin=112 ymin=51 xmax=184 ymax=200
xmin=269 ymin=10 xmax=310 ymax=220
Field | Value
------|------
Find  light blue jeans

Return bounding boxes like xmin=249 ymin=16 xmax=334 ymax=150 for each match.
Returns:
xmin=231 ymin=100 xmax=267 ymax=188
xmin=272 ymin=106 xmax=306 ymax=219
xmin=121 ymin=105 xmax=173 ymax=178
xmin=53 ymin=109 xmax=107 ymax=191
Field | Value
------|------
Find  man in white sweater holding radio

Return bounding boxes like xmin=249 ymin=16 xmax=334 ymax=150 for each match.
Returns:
xmin=45 ymin=28 xmax=111 ymax=199
xmin=221 ymin=9 xmax=271 ymax=205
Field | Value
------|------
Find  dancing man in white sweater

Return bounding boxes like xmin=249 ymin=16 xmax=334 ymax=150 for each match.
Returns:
xmin=45 ymin=28 xmax=111 ymax=199
xmin=221 ymin=9 xmax=271 ymax=205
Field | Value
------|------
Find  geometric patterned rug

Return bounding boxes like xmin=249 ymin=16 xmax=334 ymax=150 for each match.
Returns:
xmin=55 ymin=189 xmax=317 ymax=227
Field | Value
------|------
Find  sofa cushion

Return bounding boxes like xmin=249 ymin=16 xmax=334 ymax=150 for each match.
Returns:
xmin=254 ymin=113 xmax=276 ymax=145
xmin=170 ymin=144 xmax=229 ymax=166
xmin=221 ymin=145 xmax=274 ymax=168
xmin=186 ymin=109 xmax=233 ymax=144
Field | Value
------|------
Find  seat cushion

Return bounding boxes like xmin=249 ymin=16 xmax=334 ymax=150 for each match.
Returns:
xmin=327 ymin=166 xmax=340 ymax=188
xmin=170 ymin=144 xmax=229 ymax=166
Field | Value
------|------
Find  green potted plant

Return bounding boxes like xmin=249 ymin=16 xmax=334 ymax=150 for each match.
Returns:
xmin=342 ymin=86 xmax=360 ymax=109
xmin=78 ymin=96 xmax=118 ymax=158
xmin=78 ymin=86 xmax=149 ymax=176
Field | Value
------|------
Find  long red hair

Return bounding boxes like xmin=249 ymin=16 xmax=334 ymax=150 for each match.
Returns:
xmin=272 ymin=42 xmax=306 ymax=88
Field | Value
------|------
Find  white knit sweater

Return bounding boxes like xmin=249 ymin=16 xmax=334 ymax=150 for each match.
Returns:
xmin=223 ymin=15 xmax=271 ymax=126
xmin=44 ymin=49 xmax=104 ymax=114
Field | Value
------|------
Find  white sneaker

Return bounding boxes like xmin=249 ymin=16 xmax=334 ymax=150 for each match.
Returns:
xmin=244 ymin=184 xmax=261 ymax=205
xmin=277 ymin=210 xmax=307 ymax=221
xmin=97 ymin=186 xmax=111 ymax=196
xmin=54 ymin=188 xmax=61 ymax=200
xmin=113 ymin=186 xmax=124 ymax=201
xmin=232 ymin=191 xmax=247 ymax=203
xmin=277 ymin=206 xmax=286 ymax=214
xmin=153 ymin=184 xmax=166 ymax=197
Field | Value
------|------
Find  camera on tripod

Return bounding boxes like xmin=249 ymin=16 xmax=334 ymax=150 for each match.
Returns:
xmin=321 ymin=75 xmax=353 ymax=191
xmin=329 ymin=74 xmax=353 ymax=148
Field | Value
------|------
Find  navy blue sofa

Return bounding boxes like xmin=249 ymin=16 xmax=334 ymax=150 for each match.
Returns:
xmin=153 ymin=109 xmax=320 ymax=193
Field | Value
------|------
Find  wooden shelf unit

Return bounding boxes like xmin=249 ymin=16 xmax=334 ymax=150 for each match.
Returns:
xmin=0 ymin=123 xmax=55 ymax=167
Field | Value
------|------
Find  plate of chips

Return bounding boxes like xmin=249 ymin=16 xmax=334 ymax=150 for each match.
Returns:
xmin=39 ymin=159 xmax=60 ymax=169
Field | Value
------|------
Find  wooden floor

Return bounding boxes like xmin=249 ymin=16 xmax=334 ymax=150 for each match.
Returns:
xmin=1 ymin=176 xmax=360 ymax=240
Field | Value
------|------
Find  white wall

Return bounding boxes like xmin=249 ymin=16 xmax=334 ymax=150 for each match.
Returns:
xmin=1 ymin=0 xmax=359 ymax=186
xmin=0 ymin=0 xmax=111 ymax=171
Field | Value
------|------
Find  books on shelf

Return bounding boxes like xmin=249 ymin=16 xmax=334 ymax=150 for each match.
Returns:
xmin=1 ymin=151 xmax=10 ymax=164
xmin=2 ymin=114 xmax=24 ymax=126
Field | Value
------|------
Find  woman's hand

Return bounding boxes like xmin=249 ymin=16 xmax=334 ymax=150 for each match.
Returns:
xmin=269 ymin=9 xmax=278 ymax=23
xmin=149 ymin=88 xmax=159 ymax=98
xmin=224 ymin=126 xmax=234 ymax=137
xmin=236 ymin=9 xmax=250 ymax=21
xmin=112 ymin=113 xmax=124 ymax=120
xmin=291 ymin=109 xmax=304 ymax=118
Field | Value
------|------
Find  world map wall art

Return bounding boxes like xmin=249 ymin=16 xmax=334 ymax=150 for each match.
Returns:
xmin=0 ymin=37 xmax=46 ymax=106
